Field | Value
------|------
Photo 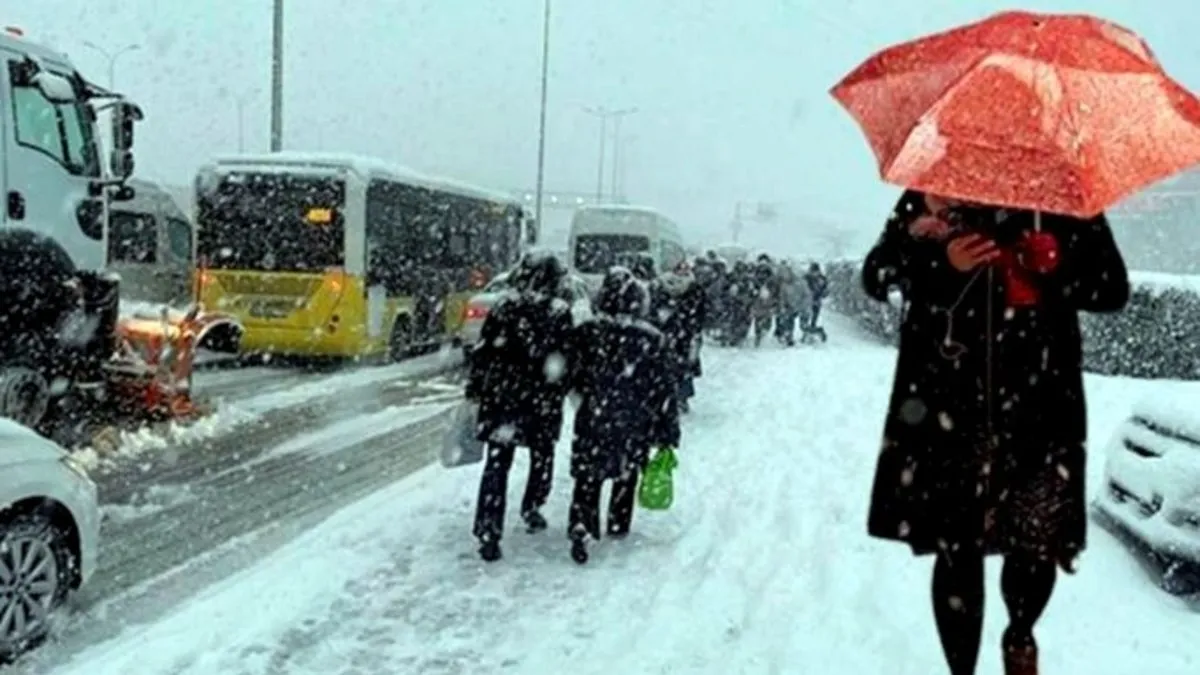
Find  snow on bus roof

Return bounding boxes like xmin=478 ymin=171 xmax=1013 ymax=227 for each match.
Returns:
xmin=209 ymin=151 xmax=520 ymax=206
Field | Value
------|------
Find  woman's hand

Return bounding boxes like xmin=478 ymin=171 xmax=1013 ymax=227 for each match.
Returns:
xmin=946 ymin=233 xmax=1001 ymax=272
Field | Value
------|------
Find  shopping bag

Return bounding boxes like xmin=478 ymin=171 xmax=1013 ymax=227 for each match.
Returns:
xmin=440 ymin=401 xmax=484 ymax=468
xmin=638 ymin=447 xmax=678 ymax=510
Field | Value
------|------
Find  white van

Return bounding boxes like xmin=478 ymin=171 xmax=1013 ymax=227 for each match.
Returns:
xmin=567 ymin=204 xmax=685 ymax=288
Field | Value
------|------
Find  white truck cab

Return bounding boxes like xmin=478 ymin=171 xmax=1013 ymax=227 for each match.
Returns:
xmin=0 ymin=26 xmax=142 ymax=271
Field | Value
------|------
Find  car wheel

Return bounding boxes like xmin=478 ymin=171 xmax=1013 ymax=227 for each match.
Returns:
xmin=388 ymin=315 xmax=413 ymax=363
xmin=0 ymin=367 xmax=49 ymax=429
xmin=0 ymin=512 xmax=76 ymax=662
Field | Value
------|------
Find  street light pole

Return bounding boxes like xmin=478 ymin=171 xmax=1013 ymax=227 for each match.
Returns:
xmin=583 ymin=106 xmax=636 ymax=203
xmin=270 ymin=0 xmax=285 ymax=152
xmin=532 ymin=0 xmax=552 ymax=244
xmin=608 ymin=108 xmax=637 ymax=200
xmin=82 ymin=41 xmax=140 ymax=89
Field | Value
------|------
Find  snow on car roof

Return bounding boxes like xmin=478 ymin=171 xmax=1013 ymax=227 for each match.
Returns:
xmin=576 ymin=203 xmax=663 ymax=216
xmin=208 ymin=151 xmax=520 ymax=205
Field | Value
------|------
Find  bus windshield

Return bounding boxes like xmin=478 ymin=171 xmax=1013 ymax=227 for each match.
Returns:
xmin=196 ymin=172 xmax=346 ymax=272
xmin=574 ymin=233 xmax=651 ymax=274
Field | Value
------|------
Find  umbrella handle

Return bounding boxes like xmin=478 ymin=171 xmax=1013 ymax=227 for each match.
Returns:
xmin=1034 ymin=211 xmax=1041 ymax=231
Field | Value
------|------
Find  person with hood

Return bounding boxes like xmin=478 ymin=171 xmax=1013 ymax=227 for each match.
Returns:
xmin=749 ymin=253 xmax=779 ymax=347
xmin=566 ymin=267 xmax=680 ymax=564
xmin=628 ymin=252 xmax=658 ymax=283
xmin=466 ymin=253 xmax=574 ymax=562
xmin=773 ymin=260 xmax=811 ymax=347
xmin=649 ymin=260 xmax=707 ymax=412
xmin=862 ymin=190 xmax=1129 ymax=675
xmin=803 ymin=262 xmax=830 ymax=333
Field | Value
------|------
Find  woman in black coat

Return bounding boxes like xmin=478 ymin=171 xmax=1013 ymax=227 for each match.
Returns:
xmin=649 ymin=261 xmax=707 ymax=412
xmin=466 ymin=254 xmax=573 ymax=562
xmin=862 ymin=190 xmax=1128 ymax=675
xmin=566 ymin=268 xmax=680 ymax=564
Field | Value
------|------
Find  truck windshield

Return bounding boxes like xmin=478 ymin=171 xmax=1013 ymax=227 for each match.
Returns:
xmin=196 ymin=172 xmax=346 ymax=272
xmin=573 ymin=234 xmax=650 ymax=274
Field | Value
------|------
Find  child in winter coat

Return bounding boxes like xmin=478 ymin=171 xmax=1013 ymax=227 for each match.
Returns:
xmin=566 ymin=267 xmax=680 ymax=564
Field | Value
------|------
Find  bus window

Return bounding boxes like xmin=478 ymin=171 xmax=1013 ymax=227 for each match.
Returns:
xmin=109 ymin=211 xmax=158 ymax=263
xmin=166 ymin=217 xmax=192 ymax=261
xmin=197 ymin=172 xmax=346 ymax=272
xmin=574 ymin=234 xmax=650 ymax=274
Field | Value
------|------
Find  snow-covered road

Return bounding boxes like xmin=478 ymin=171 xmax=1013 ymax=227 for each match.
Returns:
xmin=29 ymin=321 xmax=1200 ymax=674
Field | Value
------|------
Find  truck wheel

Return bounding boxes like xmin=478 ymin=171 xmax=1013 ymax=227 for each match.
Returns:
xmin=388 ymin=316 xmax=413 ymax=363
xmin=0 ymin=367 xmax=49 ymax=428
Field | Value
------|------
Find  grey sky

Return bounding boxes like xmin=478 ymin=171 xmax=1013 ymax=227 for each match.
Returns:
xmin=11 ymin=0 xmax=1200 ymax=253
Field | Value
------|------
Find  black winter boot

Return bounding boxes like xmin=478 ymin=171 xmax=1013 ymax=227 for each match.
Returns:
xmin=523 ymin=510 xmax=548 ymax=533
xmin=479 ymin=538 xmax=502 ymax=562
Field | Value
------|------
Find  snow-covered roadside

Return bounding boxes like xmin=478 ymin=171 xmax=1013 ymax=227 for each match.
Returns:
xmin=40 ymin=326 xmax=1200 ymax=675
xmin=72 ymin=347 xmax=462 ymax=472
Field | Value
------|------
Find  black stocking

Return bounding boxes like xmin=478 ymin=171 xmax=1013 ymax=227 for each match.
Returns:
xmin=932 ymin=551 xmax=986 ymax=675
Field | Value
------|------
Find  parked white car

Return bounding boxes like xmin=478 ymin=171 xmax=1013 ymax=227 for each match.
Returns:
xmin=0 ymin=419 xmax=100 ymax=660
xmin=1095 ymin=391 xmax=1200 ymax=583
xmin=458 ymin=271 xmax=593 ymax=354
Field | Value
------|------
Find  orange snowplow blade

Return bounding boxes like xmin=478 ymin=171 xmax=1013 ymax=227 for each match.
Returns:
xmin=107 ymin=307 xmax=242 ymax=420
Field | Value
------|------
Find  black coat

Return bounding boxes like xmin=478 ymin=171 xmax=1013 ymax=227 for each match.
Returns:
xmin=862 ymin=191 xmax=1129 ymax=569
xmin=466 ymin=291 xmax=573 ymax=449
xmin=567 ymin=315 xmax=680 ymax=480
xmin=650 ymin=272 xmax=706 ymax=374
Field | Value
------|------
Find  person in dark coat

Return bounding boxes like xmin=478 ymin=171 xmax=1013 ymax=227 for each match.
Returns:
xmin=862 ymin=190 xmax=1129 ymax=675
xmin=749 ymin=254 xmax=779 ymax=346
xmin=649 ymin=260 xmax=707 ymax=413
xmin=466 ymin=253 xmax=574 ymax=562
xmin=724 ymin=260 xmax=755 ymax=346
xmin=802 ymin=262 xmax=829 ymax=332
xmin=566 ymin=268 xmax=680 ymax=564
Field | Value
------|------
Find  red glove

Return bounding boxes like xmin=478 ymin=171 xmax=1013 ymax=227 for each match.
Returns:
xmin=1018 ymin=231 xmax=1060 ymax=274
xmin=997 ymin=248 xmax=1040 ymax=307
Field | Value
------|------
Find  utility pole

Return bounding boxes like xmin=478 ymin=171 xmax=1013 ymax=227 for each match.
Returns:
xmin=583 ymin=106 xmax=637 ymax=202
xmin=270 ymin=0 xmax=284 ymax=152
xmin=533 ymin=0 xmax=552 ymax=243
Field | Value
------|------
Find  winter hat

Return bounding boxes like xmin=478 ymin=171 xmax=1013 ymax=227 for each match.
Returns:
xmin=515 ymin=252 xmax=565 ymax=296
xmin=595 ymin=267 xmax=649 ymax=317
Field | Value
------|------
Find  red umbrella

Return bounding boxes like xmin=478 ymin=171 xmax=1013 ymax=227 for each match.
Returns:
xmin=831 ymin=10 xmax=1200 ymax=217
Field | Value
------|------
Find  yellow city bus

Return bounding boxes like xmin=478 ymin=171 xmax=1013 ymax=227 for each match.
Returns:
xmin=192 ymin=152 xmax=532 ymax=360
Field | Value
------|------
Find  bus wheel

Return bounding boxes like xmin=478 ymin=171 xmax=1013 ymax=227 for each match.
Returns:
xmin=388 ymin=316 xmax=413 ymax=363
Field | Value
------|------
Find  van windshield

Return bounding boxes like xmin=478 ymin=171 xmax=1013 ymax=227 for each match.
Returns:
xmin=574 ymin=234 xmax=650 ymax=274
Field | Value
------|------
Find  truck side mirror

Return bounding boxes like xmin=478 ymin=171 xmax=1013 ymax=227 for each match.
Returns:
xmin=111 ymin=101 xmax=143 ymax=152
xmin=109 ymin=149 xmax=134 ymax=179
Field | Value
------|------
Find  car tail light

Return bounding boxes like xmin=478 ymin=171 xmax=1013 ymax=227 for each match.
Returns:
xmin=465 ymin=305 xmax=488 ymax=321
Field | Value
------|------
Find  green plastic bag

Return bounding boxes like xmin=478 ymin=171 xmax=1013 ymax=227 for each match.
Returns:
xmin=638 ymin=447 xmax=678 ymax=510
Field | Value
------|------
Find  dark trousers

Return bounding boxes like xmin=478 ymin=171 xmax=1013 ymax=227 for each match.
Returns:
xmin=473 ymin=441 xmax=554 ymax=543
xmin=568 ymin=469 xmax=640 ymax=541
xmin=775 ymin=311 xmax=797 ymax=343
xmin=932 ymin=551 xmax=1057 ymax=675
